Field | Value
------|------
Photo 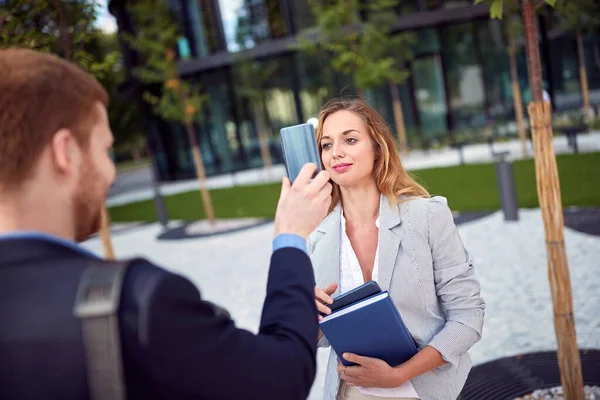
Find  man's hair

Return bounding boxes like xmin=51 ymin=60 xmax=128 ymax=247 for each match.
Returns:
xmin=0 ymin=48 xmax=108 ymax=187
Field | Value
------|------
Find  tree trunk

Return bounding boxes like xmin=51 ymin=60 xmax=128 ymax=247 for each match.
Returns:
xmin=508 ymin=30 xmax=528 ymax=157
xmin=522 ymin=2 xmax=585 ymax=399
xmin=52 ymin=0 xmax=71 ymax=60
xmin=576 ymin=30 xmax=591 ymax=123
xmin=100 ymin=205 xmax=115 ymax=260
xmin=186 ymin=123 xmax=216 ymax=225
xmin=388 ymin=80 xmax=409 ymax=153
xmin=255 ymin=101 xmax=273 ymax=179
xmin=132 ymin=148 xmax=141 ymax=162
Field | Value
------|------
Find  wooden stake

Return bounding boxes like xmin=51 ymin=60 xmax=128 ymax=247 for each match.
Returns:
xmin=577 ymin=31 xmax=591 ymax=123
xmin=186 ymin=123 xmax=216 ymax=225
xmin=528 ymin=101 xmax=585 ymax=400
xmin=508 ymin=28 xmax=528 ymax=157
xmin=100 ymin=205 xmax=115 ymax=260
xmin=254 ymin=103 xmax=273 ymax=180
xmin=389 ymin=79 xmax=409 ymax=153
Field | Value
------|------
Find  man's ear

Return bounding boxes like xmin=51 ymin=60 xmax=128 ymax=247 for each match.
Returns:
xmin=50 ymin=129 xmax=79 ymax=176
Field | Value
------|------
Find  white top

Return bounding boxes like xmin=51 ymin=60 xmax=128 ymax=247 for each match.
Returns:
xmin=339 ymin=211 xmax=419 ymax=398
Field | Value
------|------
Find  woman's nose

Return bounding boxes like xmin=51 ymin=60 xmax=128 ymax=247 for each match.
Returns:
xmin=332 ymin=142 xmax=344 ymax=158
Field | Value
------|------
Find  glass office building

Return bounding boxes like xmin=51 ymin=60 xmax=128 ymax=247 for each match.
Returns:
xmin=110 ymin=0 xmax=600 ymax=181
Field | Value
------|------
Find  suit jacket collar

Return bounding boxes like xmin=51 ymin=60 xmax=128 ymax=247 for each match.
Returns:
xmin=0 ymin=232 xmax=98 ymax=265
xmin=313 ymin=194 xmax=403 ymax=292
xmin=377 ymin=195 xmax=403 ymax=291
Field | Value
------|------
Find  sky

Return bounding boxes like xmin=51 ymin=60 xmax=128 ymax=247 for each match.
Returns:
xmin=96 ymin=0 xmax=117 ymax=34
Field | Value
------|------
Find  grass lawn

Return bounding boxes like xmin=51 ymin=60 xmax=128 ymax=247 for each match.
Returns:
xmin=115 ymin=158 xmax=151 ymax=172
xmin=108 ymin=152 xmax=600 ymax=222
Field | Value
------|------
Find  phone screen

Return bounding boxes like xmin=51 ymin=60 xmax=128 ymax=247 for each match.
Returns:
xmin=280 ymin=123 xmax=322 ymax=182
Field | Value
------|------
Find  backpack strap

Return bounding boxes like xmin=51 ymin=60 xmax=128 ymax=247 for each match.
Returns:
xmin=73 ymin=260 xmax=131 ymax=400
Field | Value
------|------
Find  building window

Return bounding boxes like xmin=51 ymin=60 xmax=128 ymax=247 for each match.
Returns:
xmin=412 ymin=28 xmax=440 ymax=55
xmin=219 ymin=0 xmax=287 ymax=52
xmin=442 ymin=0 xmax=470 ymax=9
xmin=584 ymin=32 xmax=600 ymax=104
xmin=296 ymin=53 xmax=336 ymax=120
xmin=174 ymin=0 xmax=220 ymax=57
xmin=475 ymin=20 xmax=513 ymax=120
xmin=549 ymin=36 xmax=582 ymax=110
xmin=441 ymin=22 xmax=487 ymax=131
xmin=291 ymin=0 xmax=316 ymax=31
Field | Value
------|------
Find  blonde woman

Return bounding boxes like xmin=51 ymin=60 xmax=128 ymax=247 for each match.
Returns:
xmin=309 ymin=97 xmax=485 ymax=400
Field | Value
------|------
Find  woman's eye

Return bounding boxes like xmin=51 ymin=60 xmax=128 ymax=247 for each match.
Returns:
xmin=321 ymin=143 xmax=332 ymax=150
xmin=346 ymin=138 xmax=357 ymax=144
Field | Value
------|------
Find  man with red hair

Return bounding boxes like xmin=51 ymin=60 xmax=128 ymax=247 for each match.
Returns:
xmin=0 ymin=48 xmax=332 ymax=400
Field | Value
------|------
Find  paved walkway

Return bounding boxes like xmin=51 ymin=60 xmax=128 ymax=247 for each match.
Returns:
xmin=82 ymin=208 xmax=600 ymax=399
xmin=106 ymin=132 xmax=600 ymax=207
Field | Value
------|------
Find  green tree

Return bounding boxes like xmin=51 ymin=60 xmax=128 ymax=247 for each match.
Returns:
xmin=554 ymin=0 xmax=600 ymax=122
xmin=477 ymin=1 xmax=585 ymax=398
xmin=0 ymin=0 xmax=117 ymax=75
xmin=124 ymin=0 xmax=215 ymax=224
xmin=299 ymin=0 xmax=415 ymax=152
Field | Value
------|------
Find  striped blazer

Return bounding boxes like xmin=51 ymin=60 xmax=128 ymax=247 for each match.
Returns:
xmin=308 ymin=195 xmax=486 ymax=400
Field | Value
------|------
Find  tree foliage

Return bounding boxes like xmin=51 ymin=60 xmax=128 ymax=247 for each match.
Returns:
xmin=0 ymin=0 xmax=118 ymax=78
xmin=298 ymin=0 xmax=414 ymax=90
xmin=554 ymin=0 xmax=600 ymax=34
xmin=123 ymin=0 xmax=206 ymax=126
xmin=474 ymin=0 xmax=557 ymax=19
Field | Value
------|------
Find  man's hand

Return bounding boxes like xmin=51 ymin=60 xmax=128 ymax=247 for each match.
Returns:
xmin=337 ymin=353 xmax=406 ymax=388
xmin=274 ymin=163 xmax=332 ymax=239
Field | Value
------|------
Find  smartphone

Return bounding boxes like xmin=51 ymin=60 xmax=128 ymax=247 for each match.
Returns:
xmin=320 ymin=281 xmax=382 ymax=317
xmin=280 ymin=123 xmax=322 ymax=183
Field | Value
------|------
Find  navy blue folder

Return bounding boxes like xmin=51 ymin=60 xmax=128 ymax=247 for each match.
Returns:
xmin=319 ymin=291 xmax=418 ymax=367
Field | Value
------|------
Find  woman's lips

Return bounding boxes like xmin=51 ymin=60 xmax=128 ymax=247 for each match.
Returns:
xmin=332 ymin=163 xmax=352 ymax=173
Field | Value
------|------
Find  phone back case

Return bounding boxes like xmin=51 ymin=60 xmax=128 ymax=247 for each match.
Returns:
xmin=280 ymin=123 xmax=322 ymax=182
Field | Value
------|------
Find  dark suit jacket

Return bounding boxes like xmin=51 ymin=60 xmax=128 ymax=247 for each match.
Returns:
xmin=0 ymin=236 xmax=318 ymax=399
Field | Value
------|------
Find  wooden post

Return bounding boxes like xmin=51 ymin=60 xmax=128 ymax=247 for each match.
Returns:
xmin=100 ymin=205 xmax=115 ymax=260
xmin=186 ymin=123 xmax=216 ymax=225
xmin=388 ymin=80 xmax=409 ymax=153
xmin=508 ymin=28 xmax=528 ymax=157
xmin=522 ymin=1 xmax=585 ymax=398
xmin=528 ymin=102 xmax=585 ymax=399
xmin=576 ymin=31 xmax=591 ymax=123
xmin=253 ymin=103 xmax=273 ymax=180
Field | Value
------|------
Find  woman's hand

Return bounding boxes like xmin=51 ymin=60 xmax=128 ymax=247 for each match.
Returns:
xmin=337 ymin=353 xmax=406 ymax=388
xmin=315 ymin=283 xmax=338 ymax=322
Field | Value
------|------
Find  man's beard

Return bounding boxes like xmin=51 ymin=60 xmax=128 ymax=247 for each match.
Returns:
xmin=72 ymin=161 xmax=107 ymax=242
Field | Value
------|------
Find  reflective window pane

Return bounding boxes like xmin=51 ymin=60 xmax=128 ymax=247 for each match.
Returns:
xmin=441 ymin=22 xmax=487 ymax=130
xmin=442 ymin=0 xmax=470 ymax=9
xmin=549 ymin=36 xmax=582 ymax=110
xmin=296 ymin=53 xmax=336 ymax=119
xmin=584 ymin=32 xmax=600 ymax=104
xmin=475 ymin=20 xmax=512 ymax=120
xmin=233 ymin=55 xmax=299 ymax=166
xmin=413 ymin=28 xmax=440 ymax=55
xmin=219 ymin=0 xmax=287 ymax=52
xmin=291 ymin=0 xmax=316 ymax=31
xmin=193 ymin=70 xmax=244 ymax=174
xmin=413 ymin=55 xmax=448 ymax=138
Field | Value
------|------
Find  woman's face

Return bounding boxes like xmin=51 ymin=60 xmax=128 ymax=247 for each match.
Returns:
xmin=320 ymin=110 xmax=377 ymax=188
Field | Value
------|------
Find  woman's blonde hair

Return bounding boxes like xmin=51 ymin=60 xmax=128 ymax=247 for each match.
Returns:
xmin=316 ymin=97 xmax=429 ymax=212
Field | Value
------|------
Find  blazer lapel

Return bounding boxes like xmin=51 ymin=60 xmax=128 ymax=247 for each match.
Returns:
xmin=378 ymin=195 xmax=402 ymax=291
xmin=313 ymin=204 xmax=342 ymax=297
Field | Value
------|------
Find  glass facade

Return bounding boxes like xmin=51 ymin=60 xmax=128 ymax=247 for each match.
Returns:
xmin=584 ymin=32 xmax=600 ymax=104
xmin=441 ymin=22 xmax=487 ymax=131
xmin=219 ymin=0 xmax=287 ymax=52
xmin=144 ymin=0 xmax=599 ymax=181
